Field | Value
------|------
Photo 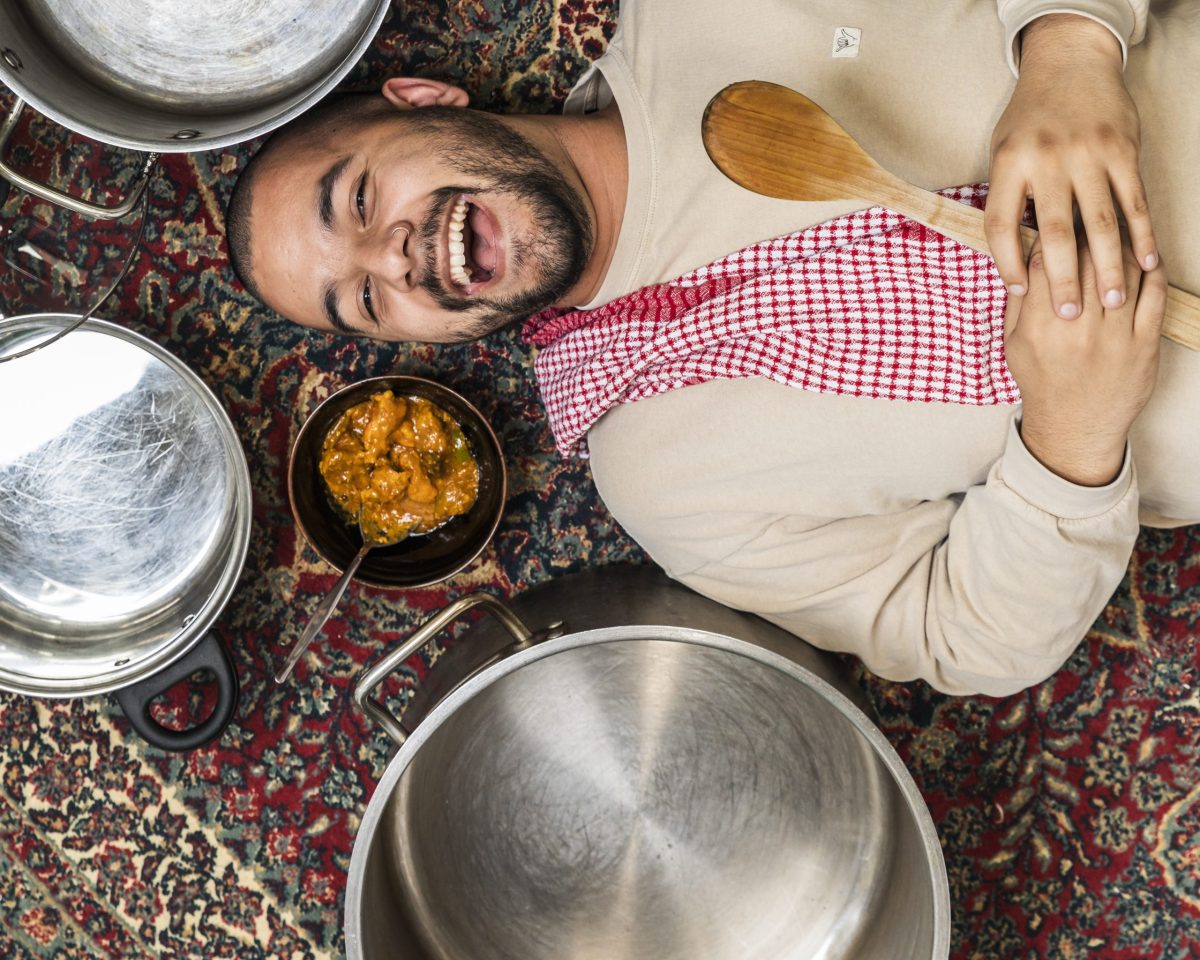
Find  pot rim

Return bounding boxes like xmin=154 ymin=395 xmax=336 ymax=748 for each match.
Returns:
xmin=345 ymin=624 xmax=951 ymax=959
xmin=0 ymin=313 xmax=253 ymax=697
xmin=0 ymin=0 xmax=391 ymax=153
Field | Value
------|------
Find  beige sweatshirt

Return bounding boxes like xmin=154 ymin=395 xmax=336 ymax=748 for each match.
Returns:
xmin=560 ymin=0 xmax=1200 ymax=696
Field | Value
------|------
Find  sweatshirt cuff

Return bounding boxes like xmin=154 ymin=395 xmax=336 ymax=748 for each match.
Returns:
xmin=1001 ymin=1 xmax=1135 ymax=75
xmin=998 ymin=415 xmax=1133 ymax=519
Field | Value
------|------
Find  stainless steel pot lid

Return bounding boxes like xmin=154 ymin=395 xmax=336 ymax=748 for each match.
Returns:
xmin=15 ymin=0 xmax=379 ymax=111
xmin=0 ymin=0 xmax=390 ymax=152
xmin=0 ymin=315 xmax=251 ymax=696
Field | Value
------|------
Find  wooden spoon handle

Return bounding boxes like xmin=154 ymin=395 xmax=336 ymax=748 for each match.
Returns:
xmin=886 ymin=186 xmax=1200 ymax=350
xmin=1165 ymin=288 xmax=1200 ymax=349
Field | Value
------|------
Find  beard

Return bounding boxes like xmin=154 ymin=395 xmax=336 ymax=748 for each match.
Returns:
xmin=396 ymin=108 xmax=594 ymax=342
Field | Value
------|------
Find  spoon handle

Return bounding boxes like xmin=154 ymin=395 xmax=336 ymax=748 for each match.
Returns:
xmin=884 ymin=184 xmax=1200 ymax=351
xmin=871 ymin=182 xmax=1022 ymax=257
xmin=275 ymin=541 xmax=373 ymax=684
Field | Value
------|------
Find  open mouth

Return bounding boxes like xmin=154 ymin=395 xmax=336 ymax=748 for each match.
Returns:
xmin=448 ymin=195 xmax=499 ymax=289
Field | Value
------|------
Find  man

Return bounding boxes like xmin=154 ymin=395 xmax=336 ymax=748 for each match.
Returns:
xmin=228 ymin=0 xmax=1200 ymax=696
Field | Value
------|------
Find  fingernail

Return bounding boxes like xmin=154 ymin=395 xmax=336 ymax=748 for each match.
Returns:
xmin=1103 ymin=289 xmax=1124 ymax=308
xmin=1008 ymin=283 xmax=1026 ymax=296
xmin=1143 ymin=253 xmax=1158 ymax=270
xmin=1059 ymin=302 xmax=1079 ymax=319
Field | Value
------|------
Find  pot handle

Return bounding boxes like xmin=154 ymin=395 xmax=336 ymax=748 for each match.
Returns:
xmin=114 ymin=632 xmax=240 ymax=752
xmin=0 ymin=97 xmax=159 ymax=219
xmin=354 ymin=593 xmax=540 ymax=746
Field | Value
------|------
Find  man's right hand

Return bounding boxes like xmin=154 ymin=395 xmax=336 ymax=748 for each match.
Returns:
xmin=1004 ymin=236 xmax=1166 ymax=487
xmin=986 ymin=14 xmax=1156 ymax=320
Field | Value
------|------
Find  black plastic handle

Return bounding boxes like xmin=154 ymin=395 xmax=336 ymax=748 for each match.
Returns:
xmin=114 ymin=632 xmax=239 ymax=751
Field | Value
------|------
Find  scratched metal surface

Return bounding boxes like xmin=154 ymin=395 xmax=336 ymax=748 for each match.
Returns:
xmin=15 ymin=0 xmax=379 ymax=110
xmin=0 ymin=0 xmax=391 ymax=152
xmin=375 ymin=637 xmax=914 ymax=960
xmin=0 ymin=317 xmax=245 ymax=691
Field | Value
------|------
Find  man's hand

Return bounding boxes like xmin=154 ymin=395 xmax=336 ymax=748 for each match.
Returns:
xmin=1004 ymin=236 xmax=1165 ymax=487
xmin=986 ymin=14 xmax=1157 ymax=321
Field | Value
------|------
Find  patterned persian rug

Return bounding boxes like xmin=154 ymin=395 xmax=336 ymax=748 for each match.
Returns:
xmin=2 ymin=3 xmax=1199 ymax=958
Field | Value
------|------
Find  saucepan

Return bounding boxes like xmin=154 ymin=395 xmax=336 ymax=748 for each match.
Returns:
xmin=345 ymin=565 xmax=950 ymax=960
xmin=0 ymin=313 xmax=252 ymax=750
xmin=0 ymin=0 xmax=392 ymax=217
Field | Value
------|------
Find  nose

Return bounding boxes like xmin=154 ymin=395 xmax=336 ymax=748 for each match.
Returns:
xmin=362 ymin=223 xmax=417 ymax=292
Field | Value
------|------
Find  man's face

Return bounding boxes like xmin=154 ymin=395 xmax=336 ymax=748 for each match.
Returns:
xmin=246 ymin=107 xmax=593 ymax=343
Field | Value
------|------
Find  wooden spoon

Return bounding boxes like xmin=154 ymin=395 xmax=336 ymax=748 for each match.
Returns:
xmin=701 ymin=80 xmax=1200 ymax=351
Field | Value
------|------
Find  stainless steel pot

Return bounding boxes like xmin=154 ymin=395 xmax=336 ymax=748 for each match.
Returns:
xmin=0 ymin=313 xmax=252 ymax=750
xmin=0 ymin=0 xmax=390 ymax=217
xmin=346 ymin=566 xmax=951 ymax=960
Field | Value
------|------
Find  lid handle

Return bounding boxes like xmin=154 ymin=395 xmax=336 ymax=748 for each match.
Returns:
xmin=114 ymin=632 xmax=240 ymax=751
xmin=0 ymin=97 xmax=159 ymax=219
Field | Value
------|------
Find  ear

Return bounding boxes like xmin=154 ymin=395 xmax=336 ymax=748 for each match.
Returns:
xmin=380 ymin=77 xmax=470 ymax=110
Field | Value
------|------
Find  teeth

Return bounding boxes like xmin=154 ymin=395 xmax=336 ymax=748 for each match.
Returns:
xmin=449 ymin=197 xmax=472 ymax=287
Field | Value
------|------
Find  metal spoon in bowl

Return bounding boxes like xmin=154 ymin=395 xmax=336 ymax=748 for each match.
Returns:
xmin=274 ymin=512 xmax=403 ymax=684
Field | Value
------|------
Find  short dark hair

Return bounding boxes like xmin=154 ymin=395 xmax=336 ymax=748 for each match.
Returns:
xmin=224 ymin=92 xmax=397 ymax=303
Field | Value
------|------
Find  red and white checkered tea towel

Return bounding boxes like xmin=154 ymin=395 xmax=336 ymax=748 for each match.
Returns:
xmin=522 ymin=184 xmax=1020 ymax=458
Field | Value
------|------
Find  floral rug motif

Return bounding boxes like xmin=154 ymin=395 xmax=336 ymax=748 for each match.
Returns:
xmin=2 ymin=3 xmax=1199 ymax=958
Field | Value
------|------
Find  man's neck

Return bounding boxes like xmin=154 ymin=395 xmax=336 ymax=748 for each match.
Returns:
xmin=502 ymin=104 xmax=628 ymax=309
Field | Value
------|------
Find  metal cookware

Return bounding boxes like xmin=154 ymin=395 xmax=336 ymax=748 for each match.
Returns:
xmin=346 ymin=566 xmax=950 ymax=960
xmin=288 ymin=375 xmax=507 ymax=591
xmin=0 ymin=313 xmax=252 ymax=750
xmin=0 ymin=0 xmax=391 ymax=216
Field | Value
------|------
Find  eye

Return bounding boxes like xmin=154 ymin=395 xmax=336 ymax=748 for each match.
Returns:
xmin=355 ymin=173 xmax=367 ymax=224
xmin=362 ymin=276 xmax=378 ymax=324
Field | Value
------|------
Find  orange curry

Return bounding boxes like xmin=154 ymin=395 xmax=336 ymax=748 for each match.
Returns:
xmin=318 ymin=390 xmax=480 ymax=543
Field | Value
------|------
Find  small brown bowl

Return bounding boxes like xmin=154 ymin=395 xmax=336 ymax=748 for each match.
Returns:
xmin=288 ymin=375 xmax=506 ymax=589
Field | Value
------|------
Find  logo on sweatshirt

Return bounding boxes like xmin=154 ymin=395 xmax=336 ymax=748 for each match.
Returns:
xmin=832 ymin=26 xmax=861 ymax=58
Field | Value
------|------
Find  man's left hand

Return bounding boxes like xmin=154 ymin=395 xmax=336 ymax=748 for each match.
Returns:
xmin=986 ymin=13 xmax=1157 ymax=322
xmin=1004 ymin=234 xmax=1165 ymax=488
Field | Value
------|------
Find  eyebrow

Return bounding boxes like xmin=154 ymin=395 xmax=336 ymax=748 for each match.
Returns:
xmin=322 ymin=282 xmax=354 ymax=334
xmin=316 ymin=155 xmax=355 ymax=333
xmin=317 ymin=156 xmax=351 ymax=231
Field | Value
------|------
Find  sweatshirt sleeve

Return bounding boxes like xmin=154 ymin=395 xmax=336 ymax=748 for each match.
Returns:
xmin=590 ymin=410 xmax=1140 ymax=698
xmin=995 ymin=0 xmax=1149 ymax=74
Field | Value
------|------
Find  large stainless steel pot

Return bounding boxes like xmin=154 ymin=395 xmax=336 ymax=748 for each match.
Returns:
xmin=0 ymin=0 xmax=390 ymax=217
xmin=346 ymin=566 xmax=951 ymax=960
xmin=0 ymin=313 xmax=252 ymax=750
